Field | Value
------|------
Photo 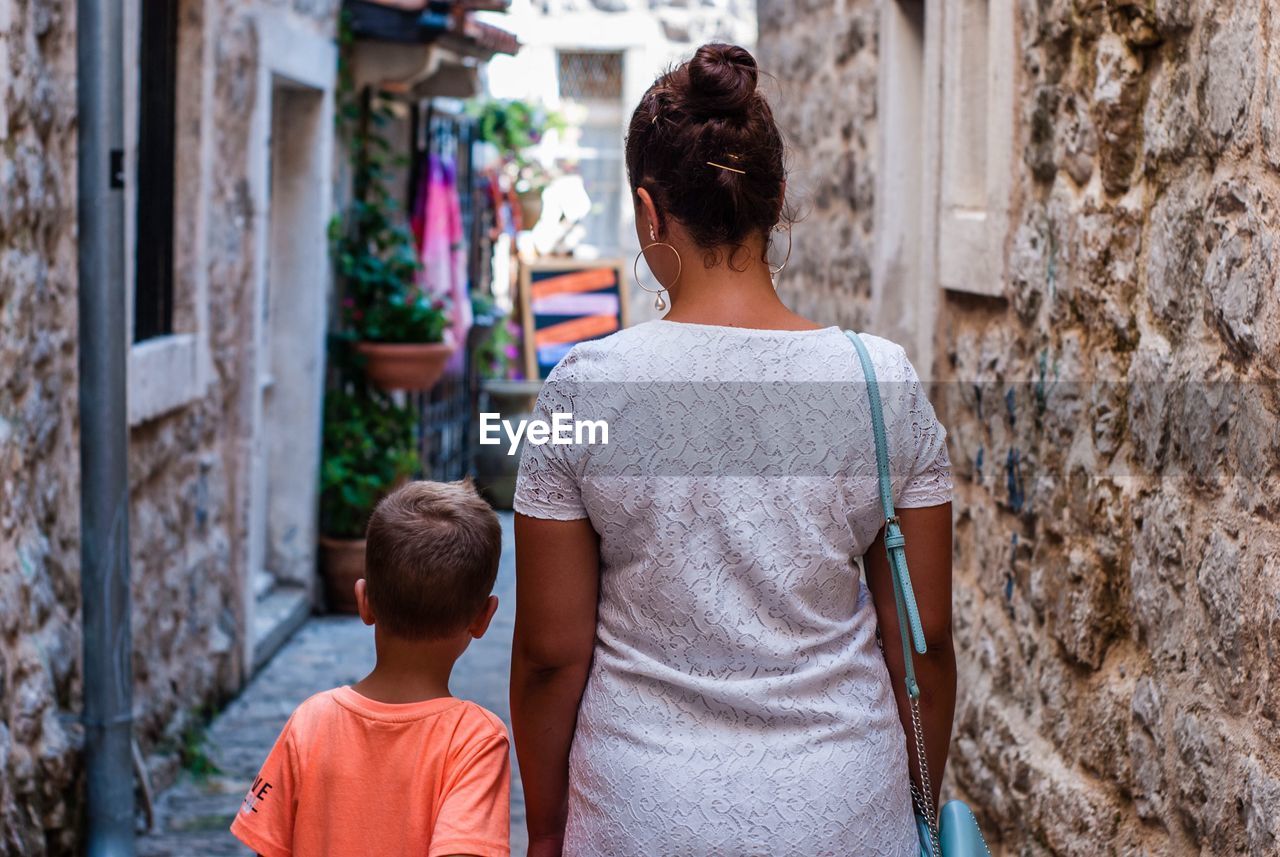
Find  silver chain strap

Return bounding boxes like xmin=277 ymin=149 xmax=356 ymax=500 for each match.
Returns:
xmin=907 ymin=695 xmax=942 ymax=856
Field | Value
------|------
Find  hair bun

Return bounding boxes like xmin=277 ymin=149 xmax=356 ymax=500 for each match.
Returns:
xmin=684 ymin=43 xmax=758 ymax=119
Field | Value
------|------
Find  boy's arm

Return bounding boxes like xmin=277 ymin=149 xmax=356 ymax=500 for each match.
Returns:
xmin=429 ymin=732 xmax=512 ymax=857
xmin=230 ymin=717 xmax=301 ymax=857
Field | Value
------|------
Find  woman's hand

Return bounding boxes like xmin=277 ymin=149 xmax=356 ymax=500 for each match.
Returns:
xmin=511 ymin=514 xmax=600 ymax=850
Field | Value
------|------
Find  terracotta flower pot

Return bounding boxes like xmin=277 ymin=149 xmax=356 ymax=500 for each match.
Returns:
xmin=517 ymin=188 xmax=544 ymax=230
xmin=318 ymin=536 xmax=365 ymax=614
xmin=356 ymin=341 xmax=454 ymax=391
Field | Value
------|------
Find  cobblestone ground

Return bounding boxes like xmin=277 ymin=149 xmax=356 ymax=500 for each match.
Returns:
xmin=138 ymin=513 xmax=527 ymax=856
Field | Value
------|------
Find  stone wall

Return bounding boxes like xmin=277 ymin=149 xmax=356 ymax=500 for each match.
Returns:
xmin=0 ymin=2 xmax=337 ymax=854
xmin=757 ymin=0 xmax=880 ymax=331
xmin=0 ymin=0 xmax=81 ymax=852
xmin=759 ymin=0 xmax=1280 ymax=853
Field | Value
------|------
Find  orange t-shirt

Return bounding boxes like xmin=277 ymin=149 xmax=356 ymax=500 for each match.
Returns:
xmin=230 ymin=687 xmax=510 ymax=857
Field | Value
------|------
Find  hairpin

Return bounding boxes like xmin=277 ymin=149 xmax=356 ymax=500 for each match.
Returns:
xmin=707 ymin=160 xmax=746 ymax=175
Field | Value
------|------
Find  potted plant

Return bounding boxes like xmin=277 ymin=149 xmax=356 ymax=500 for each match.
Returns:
xmin=509 ymin=160 xmax=562 ymax=230
xmin=470 ymin=98 xmax=564 ymax=230
xmin=317 ymin=387 xmax=419 ymax=613
xmin=472 ymin=98 xmax=562 ymax=159
xmin=333 ymin=80 xmax=454 ymax=392
xmin=334 ymin=205 xmax=455 ymax=391
xmin=350 ymin=290 xmax=453 ymax=391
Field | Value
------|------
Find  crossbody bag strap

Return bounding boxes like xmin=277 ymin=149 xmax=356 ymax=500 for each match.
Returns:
xmin=845 ymin=331 xmax=928 ymax=691
xmin=845 ymin=331 xmax=942 ymax=851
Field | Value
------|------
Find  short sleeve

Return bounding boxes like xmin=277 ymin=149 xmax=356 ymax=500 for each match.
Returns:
xmin=879 ymin=341 xmax=953 ymax=508
xmin=512 ymin=358 xmax=588 ymax=520
xmin=229 ymin=715 xmax=300 ymax=857
xmin=430 ymin=733 xmax=512 ymax=857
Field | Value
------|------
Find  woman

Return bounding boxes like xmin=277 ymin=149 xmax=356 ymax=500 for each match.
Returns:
xmin=510 ymin=43 xmax=956 ymax=857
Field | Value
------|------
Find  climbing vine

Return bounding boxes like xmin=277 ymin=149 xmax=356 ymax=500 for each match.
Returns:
xmin=318 ymin=13 xmax=425 ymax=541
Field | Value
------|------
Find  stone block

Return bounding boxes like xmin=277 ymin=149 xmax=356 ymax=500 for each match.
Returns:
xmin=1198 ymin=3 xmax=1258 ymax=152
xmin=1090 ymin=34 xmax=1144 ymax=194
xmin=1172 ymin=707 xmax=1241 ymax=846
xmin=1194 ymin=531 xmax=1246 ymax=697
xmin=1129 ymin=490 xmax=1193 ymax=660
xmin=1243 ymin=757 xmax=1280 ymax=854
xmin=1129 ymin=674 xmax=1167 ymax=821
xmin=1040 ymin=545 xmax=1123 ymax=669
xmin=1145 ymin=179 xmax=1206 ymax=339
xmin=1203 ymin=185 xmax=1272 ymax=359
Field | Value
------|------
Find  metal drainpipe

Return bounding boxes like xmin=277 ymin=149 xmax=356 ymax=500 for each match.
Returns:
xmin=76 ymin=0 xmax=136 ymax=853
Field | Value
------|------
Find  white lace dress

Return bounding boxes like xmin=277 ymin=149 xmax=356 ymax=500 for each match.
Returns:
xmin=513 ymin=320 xmax=953 ymax=857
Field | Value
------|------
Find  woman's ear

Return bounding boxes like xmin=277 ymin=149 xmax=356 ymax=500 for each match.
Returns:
xmin=636 ymin=186 xmax=661 ymax=239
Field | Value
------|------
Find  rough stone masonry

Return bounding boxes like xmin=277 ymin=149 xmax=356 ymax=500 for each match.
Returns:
xmin=0 ymin=0 xmax=81 ymax=853
xmin=759 ymin=0 xmax=1280 ymax=853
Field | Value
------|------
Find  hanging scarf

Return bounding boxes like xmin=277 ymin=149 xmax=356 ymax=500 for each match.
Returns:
xmin=416 ymin=151 xmax=472 ymax=368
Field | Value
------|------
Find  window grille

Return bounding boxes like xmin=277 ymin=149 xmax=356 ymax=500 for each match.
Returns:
xmin=557 ymin=51 xmax=624 ymax=102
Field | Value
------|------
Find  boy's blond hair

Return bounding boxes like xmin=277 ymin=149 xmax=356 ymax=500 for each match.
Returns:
xmin=364 ymin=479 xmax=501 ymax=639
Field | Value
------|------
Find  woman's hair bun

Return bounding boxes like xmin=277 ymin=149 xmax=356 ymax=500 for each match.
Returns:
xmin=683 ymin=43 xmax=759 ymax=119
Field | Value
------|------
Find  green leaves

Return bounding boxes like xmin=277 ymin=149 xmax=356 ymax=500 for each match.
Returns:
xmin=319 ymin=389 xmax=419 ymax=539
xmin=321 ymin=50 xmax=446 ymax=539
xmin=468 ymin=98 xmax=565 ymax=167
xmin=357 ymin=291 xmax=448 ymax=344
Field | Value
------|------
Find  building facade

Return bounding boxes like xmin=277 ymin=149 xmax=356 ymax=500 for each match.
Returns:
xmin=480 ymin=0 xmax=757 ymax=323
xmin=759 ymin=0 xmax=1280 ymax=853
xmin=1 ymin=1 xmax=339 ymax=852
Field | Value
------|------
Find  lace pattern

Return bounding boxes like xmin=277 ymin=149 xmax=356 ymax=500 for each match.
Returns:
xmin=514 ymin=322 xmax=952 ymax=856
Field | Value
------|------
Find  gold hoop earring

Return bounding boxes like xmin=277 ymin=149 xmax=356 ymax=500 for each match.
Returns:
xmin=633 ymin=241 xmax=682 ymax=311
xmin=769 ymin=226 xmax=792 ymax=278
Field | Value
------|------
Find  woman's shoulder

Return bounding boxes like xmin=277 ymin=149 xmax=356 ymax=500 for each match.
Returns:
xmin=849 ymin=331 xmax=919 ymax=383
xmin=544 ymin=322 xmax=666 ymax=385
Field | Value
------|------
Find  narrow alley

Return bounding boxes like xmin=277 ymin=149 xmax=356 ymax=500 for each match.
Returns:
xmin=137 ymin=516 xmax=526 ymax=856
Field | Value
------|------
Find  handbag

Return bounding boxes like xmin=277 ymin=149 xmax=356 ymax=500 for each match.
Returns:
xmin=846 ymin=331 xmax=992 ymax=857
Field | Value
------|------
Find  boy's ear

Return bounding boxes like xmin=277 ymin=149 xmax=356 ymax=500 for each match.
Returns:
xmin=354 ymin=579 xmax=375 ymax=626
xmin=468 ymin=595 xmax=499 ymax=640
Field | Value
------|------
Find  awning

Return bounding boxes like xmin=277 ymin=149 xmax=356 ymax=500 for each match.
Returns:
xmin=344 ymin=0 xmax=518 ymax=55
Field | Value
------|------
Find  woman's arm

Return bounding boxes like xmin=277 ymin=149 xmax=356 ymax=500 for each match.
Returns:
xmin=510 ymin=514 xmax=601 ymax=857
xmin=863 ymin=502 xmax=956 ymax=811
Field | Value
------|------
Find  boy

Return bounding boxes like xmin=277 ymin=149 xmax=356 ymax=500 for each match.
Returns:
xmin=231 ymin=480 xmax=510 ymax=857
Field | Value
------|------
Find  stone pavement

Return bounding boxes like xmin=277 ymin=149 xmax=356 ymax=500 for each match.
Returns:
xmin=138 ymin=513 xmax=526 ymax=856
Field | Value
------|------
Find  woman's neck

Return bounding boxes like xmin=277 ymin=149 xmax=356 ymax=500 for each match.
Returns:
xmin=661 ymin=252 xmax=820 ymax=331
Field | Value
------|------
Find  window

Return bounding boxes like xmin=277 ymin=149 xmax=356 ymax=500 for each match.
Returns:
xmin=873 ymin=0 xmax=936 ymax=368
xmin=555 ymin=50 xmax=626 ymax=255
xmin=558 ymin=51 xmax=624 ymax=101
xmin=936 ymin=0 xmax=1013 ymax=296
xmin=873 ymin=0 xmax=1014 ymax=371
xmin=125 ymin=0 xmax=209 ymax=426
xmin=134 ymin=0 xmax=178 ymax=342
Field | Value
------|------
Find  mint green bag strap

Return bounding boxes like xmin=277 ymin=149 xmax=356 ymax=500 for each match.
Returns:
xmin=844 ymin=332 xmax=928 ymax=690
xmin=845 ymin=330 xmax=941 ymax=854
xmin=845 ymin=331 xmax=992 ymax=857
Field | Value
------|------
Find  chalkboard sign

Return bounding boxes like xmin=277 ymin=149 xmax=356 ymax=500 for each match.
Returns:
xmin=519 ymin=258 xmax=629 ymax=380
